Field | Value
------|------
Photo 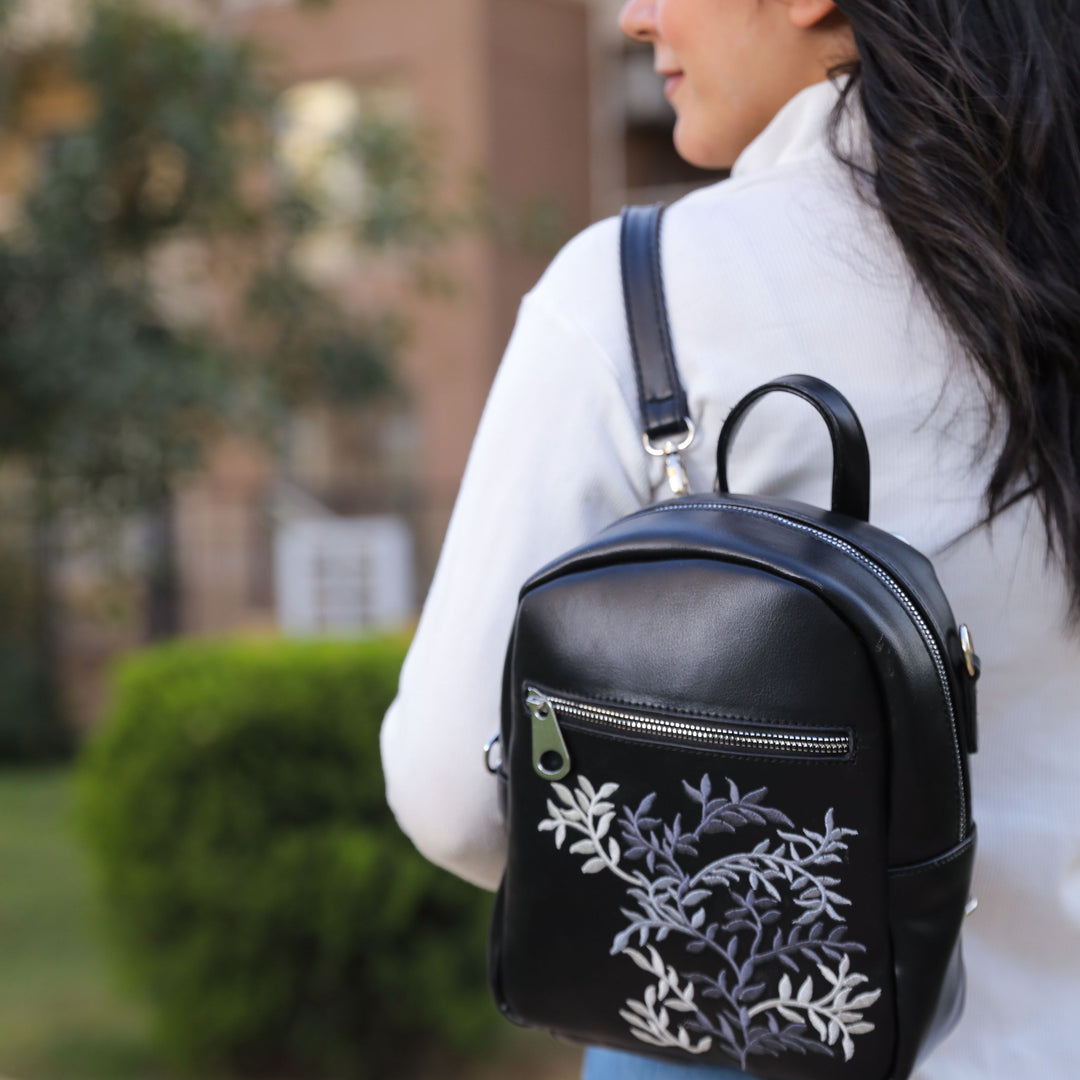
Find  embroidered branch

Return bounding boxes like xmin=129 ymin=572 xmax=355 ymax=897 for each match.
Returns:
xmin=538 ymin=773 xmax=882 ymax=1069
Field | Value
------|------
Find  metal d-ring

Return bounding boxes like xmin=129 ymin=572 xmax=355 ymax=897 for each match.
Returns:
xmin=642 ymin=418 xmax=696 ymax=497
xmin=641 ymin=417 xmax=696 ymax=458
xmin=483 ymin=732 xmax=502 ymax=774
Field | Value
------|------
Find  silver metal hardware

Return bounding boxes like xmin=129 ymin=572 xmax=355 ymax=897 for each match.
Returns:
xmin=642 ymin=419 xmax=696 ymax=497
xmin=527 ymin=689 xmax=571 ymax=781
xmin=642 ymin=419 xmax=696 ymax=457
xmin=483 ymin=732 xmax=502 ymax=774
xmin=664 ymin=451 xmax=691 ymax=497
xmin=640 ymin=501 xmax=970 ymax=843
xmin=965 ymin=896 xmax=979 ymax=917
xmin=526 ymin=689 xmax=851 ymax=757
xmin=959 ymin=624 xmax=977 ymax=679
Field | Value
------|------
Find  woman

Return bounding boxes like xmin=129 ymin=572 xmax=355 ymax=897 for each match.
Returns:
xmin=381 ymin=1 xmax=1080 ymax=1077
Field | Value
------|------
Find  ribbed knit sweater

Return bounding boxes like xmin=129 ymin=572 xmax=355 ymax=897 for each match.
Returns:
xmin=381 ymin=79 xmax=1080 ymax=1078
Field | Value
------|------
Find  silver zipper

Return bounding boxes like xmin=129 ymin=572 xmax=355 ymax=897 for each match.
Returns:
xmin=640 ymin=501 xmax=968 ymax=842
xmin=527 ymin=689 xmax=852 ymax=781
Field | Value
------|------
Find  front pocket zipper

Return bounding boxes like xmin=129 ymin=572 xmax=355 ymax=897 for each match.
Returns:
xmin=526 ymin=687 xmax=852 ymax=782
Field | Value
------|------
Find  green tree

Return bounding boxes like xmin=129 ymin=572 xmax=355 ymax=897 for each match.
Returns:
xmin=0 ymin=0 xmax=454 ymax=756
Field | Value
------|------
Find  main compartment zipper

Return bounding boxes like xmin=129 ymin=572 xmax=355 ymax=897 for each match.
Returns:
xmin=640 ymin=501 xmax=968 ymax=843
xmin=527 ymin=688 xmax=852 ymax=782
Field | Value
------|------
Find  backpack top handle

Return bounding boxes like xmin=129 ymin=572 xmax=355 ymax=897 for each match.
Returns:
xmin=716 ymin=373 xmax=872 ymax=521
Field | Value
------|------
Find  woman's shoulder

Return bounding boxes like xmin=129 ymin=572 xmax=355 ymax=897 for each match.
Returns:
xmin=528 ymin=158 xmax=867 ymax=344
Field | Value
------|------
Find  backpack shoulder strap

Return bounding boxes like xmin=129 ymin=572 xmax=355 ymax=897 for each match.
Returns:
xmin=619 ymin=203 xmax=692 ymax=449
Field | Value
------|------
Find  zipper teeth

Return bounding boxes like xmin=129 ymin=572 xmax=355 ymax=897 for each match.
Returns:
xmin=545 ymin=695 xmax=851 ymax=757
xmin=640 ymin=502 xmax=966 ymax=842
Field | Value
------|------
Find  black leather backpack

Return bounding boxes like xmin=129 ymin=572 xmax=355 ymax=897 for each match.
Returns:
xmin=487 ymin=204 xmax=979 ymax=1080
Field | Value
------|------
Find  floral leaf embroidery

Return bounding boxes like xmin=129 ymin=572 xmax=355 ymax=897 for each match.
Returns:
xmin=538 ymin=773 xmax=881 ymax=1069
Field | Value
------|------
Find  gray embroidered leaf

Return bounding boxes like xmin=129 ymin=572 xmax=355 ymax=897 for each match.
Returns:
xmin=540 ymin=771 xmax=879 ymax=1069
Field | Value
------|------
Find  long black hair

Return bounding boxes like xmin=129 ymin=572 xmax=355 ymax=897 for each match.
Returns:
xmin=829 ymin=1 xmax=1080 ymax=613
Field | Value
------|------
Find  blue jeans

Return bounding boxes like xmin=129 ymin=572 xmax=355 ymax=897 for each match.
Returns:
xmin=582 ymin=1047 xmax=751 ymax=1079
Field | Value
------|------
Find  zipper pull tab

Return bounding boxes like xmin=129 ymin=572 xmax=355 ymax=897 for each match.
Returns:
xmin=527 ymin=689 xmax=571 ymax=781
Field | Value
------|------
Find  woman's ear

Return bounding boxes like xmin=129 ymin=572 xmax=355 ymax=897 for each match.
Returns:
xmin=784 ymin=0 xmax=841 ymax=30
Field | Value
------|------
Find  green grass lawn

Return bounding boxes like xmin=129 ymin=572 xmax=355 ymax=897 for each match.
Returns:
xmin=0 ymin=768 xmax=169 ymax=1080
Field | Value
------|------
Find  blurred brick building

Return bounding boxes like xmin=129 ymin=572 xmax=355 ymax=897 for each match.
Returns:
xmin=1 ymin=0 xmax=717 ymax=725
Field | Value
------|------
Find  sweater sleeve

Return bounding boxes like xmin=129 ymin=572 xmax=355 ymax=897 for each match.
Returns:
xmin=379 ymin=287 xmax=654 ymax=890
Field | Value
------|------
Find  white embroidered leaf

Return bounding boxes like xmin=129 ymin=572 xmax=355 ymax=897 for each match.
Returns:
xmin=551 ymin=783 xmax=574 ymax=807
xmin=797 ymin=976 xmax=814 ymax=1005
xmin=843 ymin=1034 xmax=856 ymax=1062
xmin=828 ymin=1020 xmax=841 ymax=1046
xmin=778 ymin=974 xmax=792 ymax=1001
xmin=776 ymin=1005 xmax=803 ymax=1024
xmin=537 ymin=819 xmax=557 ymax=833
xmin=817 ymin=963 xmax=839 ymax=986
xmin=575 ymin=789 xmax=592 ymax=814
xmin=609 ymin=838 xmax=621 ymax=864
xmin=624 ymin=1000 xmax=650 ymax=1019
xmin=554 ymin=825 xmax=566 ymax=849
xmin=808 ymin=1009 xmax=828 ymax=1040
xmin=644 ymin=985 xmax=657 ymax=1008
xmin=667 ymin=998 xmax=696 ymax=1014
xmin=596 ymin=812 xmax=615 ymax=840
xmin=579 ymin=776 xmax=596 ymax=800
xmin=658 ymin=1006 xmax=670 ymax=1030
xmin=847 ymin=1022 xmax=875 ymax=1035
xmin=623 ymin=949 xmax=653 ymax=974
xmin=569 ymin=839 xmax=596 ymax=856
xmin=598 ymin=782 xmax=619 ymax=799
xmin=593 ymin=802 xmax=615 ymax=817
xmin=581 ymin=857 xmax=607 ymax=874
xmin=848 ymin=990 xmax=882 ymax=1010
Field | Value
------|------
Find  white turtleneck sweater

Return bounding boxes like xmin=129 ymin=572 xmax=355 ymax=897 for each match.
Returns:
xmin=381 ymin=79 xmax=1080 ymax=1078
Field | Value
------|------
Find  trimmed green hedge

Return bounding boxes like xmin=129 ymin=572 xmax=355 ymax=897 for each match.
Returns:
xmin=78 ymin=636 xmax=500 ymax=1078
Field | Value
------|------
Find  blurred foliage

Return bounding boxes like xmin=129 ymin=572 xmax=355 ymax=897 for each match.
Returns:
xmin=77 ymin=636 xmax=501 ymax=1078
xmin=0 ymin=0 xmax=467 ymax=755
xmin=0 ymin=1 xmax=417 ymax=515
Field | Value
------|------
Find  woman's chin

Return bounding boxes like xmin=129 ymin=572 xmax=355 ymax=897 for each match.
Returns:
xmin=672 ymin=117 xmax=738 ymax=172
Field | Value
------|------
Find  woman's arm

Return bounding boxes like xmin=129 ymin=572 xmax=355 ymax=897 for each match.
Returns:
xmin=380 ymin=285 xmax=655 ymax=890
